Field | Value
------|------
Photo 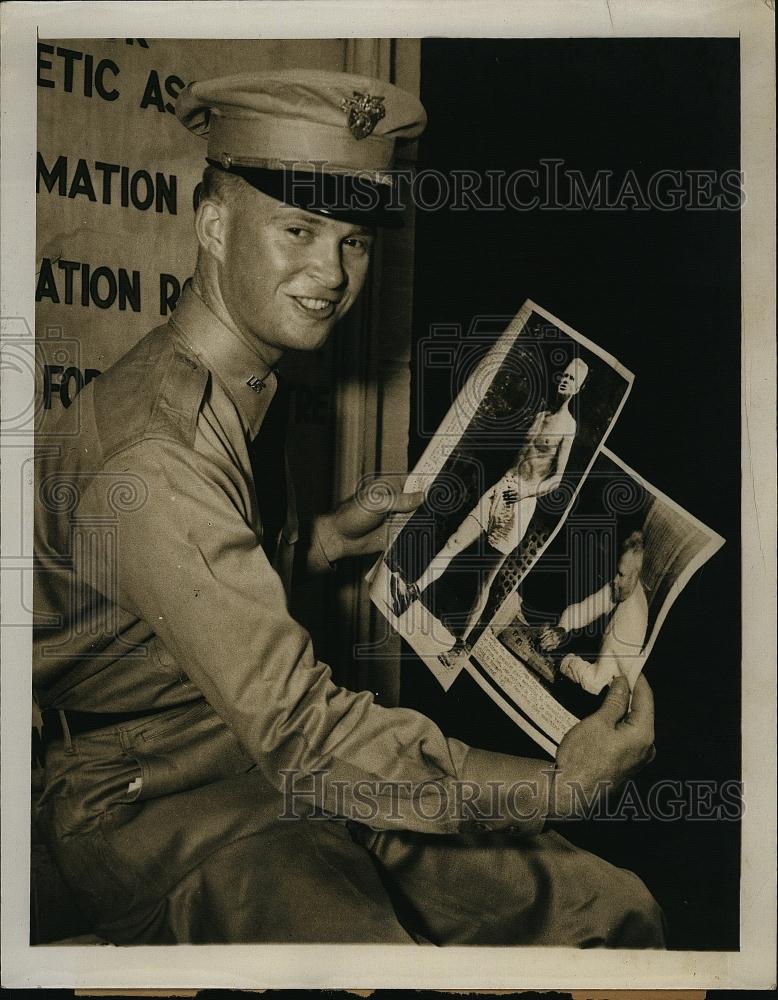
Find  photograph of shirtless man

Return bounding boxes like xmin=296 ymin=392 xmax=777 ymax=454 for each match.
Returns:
xmin=391 ymin=358 xmax=588 ymax=665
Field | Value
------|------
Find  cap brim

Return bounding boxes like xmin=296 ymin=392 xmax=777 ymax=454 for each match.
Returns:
xmin=209 ymin=162 xmax=405 ymax=228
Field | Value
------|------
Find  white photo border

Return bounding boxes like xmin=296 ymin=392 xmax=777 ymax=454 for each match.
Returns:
xmin=2 ymin=0 xmax=775 ymax=990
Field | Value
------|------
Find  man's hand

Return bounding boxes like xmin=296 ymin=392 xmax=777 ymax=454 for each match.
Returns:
xmin=548 ymin=675 xmax=655 ymax=820
xmin=539 ymin=625 xmax=566 ymax=651
xmin=315 ymin=480 xmax=425 ymax=563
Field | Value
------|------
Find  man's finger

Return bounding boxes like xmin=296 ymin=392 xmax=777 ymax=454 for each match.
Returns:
xmin=355 ymin=479 xmax=421 ymax=515
xmin=595 ymin=675 xmax=631 ymax=726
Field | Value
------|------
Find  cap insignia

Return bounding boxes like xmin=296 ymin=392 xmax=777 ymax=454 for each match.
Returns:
xmin=340 ymin=92 xmax=386 ymax=140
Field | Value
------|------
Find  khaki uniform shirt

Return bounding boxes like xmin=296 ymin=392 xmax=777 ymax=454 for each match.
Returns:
xmin=34 ymin=283 xmax=549 ymax=835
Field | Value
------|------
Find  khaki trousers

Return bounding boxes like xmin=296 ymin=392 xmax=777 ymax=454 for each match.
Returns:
xmin=37 ymin=704 xmax=665 ymax=947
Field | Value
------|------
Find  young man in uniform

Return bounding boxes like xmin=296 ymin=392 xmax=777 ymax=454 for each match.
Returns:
xmin=33 ymin=69 xmax=664 ymax=946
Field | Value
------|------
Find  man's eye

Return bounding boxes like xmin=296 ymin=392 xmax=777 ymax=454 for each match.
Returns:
xmin=343 ymin=237 xmax=370 ymax=254
xmin=286 ymin=227 xmax=311 ymax=238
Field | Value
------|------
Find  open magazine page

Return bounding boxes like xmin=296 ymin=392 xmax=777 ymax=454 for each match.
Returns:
xmin=370 ymin=300 xmax=633 ymax=689
xmin=466 ymin=447 xmax=725 ymax=753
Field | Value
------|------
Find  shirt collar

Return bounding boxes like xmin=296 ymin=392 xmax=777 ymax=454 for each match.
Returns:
xmin=169 ymin=281 xmax=278 ymax=439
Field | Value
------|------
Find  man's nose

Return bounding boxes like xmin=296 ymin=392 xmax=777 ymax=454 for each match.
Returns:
xmin=306 ymin=240 xmax=346 ymax=290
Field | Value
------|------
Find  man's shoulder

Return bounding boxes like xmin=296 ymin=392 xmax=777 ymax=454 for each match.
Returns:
xmin=93 ymin=323 xmax=210 ymax=462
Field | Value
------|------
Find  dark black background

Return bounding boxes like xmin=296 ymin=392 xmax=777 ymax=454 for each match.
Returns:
xmin=400 ymin=38 xmax=741 ymax=950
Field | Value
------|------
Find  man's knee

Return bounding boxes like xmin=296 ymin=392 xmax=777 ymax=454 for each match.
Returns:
xmin=604 ymin=868 xmax=666 ymax=948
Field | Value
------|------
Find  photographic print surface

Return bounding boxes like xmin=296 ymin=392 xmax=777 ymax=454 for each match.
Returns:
xmin=3 ymin=2 xmax=773 ymax=990
xmin=370 ymin=302 xmax=632 ymax=688
xmin=465 ymin=448 xmax=725 ymax=754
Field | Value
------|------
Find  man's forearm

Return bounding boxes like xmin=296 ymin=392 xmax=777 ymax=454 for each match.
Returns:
xmin=306 ymin=513 xmax=340 ymax=573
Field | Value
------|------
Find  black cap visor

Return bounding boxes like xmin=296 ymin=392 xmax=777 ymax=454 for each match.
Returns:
xmin=208 ymin=162 xmax=404 ymax=228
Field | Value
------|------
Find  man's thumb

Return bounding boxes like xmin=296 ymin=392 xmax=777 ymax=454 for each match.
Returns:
xmin=596 ymin=675 xmax=631 ymax=725
xmin=391 ymin=491 xmax=426 ymax=514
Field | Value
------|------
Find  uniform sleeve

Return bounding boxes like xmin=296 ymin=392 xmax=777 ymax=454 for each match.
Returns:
xmin=86 ymin=440 xmax=553 ymax=836
xmin=305 ymin=514 xmax=339 ymax=573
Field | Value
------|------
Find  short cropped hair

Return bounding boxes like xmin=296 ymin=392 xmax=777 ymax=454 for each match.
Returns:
xmin=193 ymin=165 xmax=250 ymax=211
xmin=622 ymin=530 xmax=645 ymax=556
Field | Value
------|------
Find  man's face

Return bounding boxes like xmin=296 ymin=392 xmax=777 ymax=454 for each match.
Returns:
xmin=611 ymin=549 xmax=643 ymax=602
xmin=218 ymin=188 xmax=373 ymax=355
xmin=557 ymin=361 xmax=587 ymax=399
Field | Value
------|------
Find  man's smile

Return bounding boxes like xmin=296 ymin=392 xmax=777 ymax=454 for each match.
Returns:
xmin=289 ymin=295 xmax=338 ymax=320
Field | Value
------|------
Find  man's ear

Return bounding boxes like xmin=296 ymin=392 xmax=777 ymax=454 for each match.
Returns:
xmin=195 ymin=198 xmax=228 ymax=262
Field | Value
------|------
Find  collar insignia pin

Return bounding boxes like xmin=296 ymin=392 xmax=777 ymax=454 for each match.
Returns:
xmin=246 ymin=374 xmax=267 ymax=393
xmin=340 ymin=92 xmax=386 ymax=140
